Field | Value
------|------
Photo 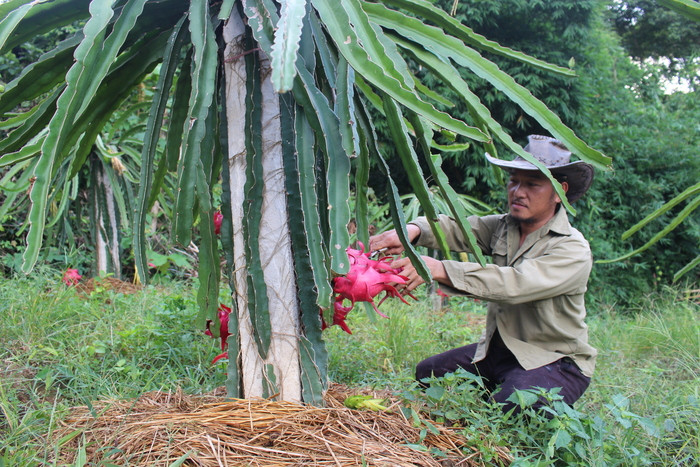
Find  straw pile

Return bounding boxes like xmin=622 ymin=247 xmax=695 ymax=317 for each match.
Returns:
xmin=75 ymin=277 xmax=143 ymax=296
xmin=54 ymin=383 xmax=511 ymax=466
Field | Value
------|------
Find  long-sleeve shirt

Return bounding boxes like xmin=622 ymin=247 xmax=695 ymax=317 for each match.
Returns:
xmin=410 ymin=207 xmax=597 ymax=377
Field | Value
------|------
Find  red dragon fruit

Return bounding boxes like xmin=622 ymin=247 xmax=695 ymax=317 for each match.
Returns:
xmin=62 ymin=268 xmax=82 ymax=286
xmin=205 ymin=303 xmax=232 ymax=364
xmin=323 ymin=243 xmax=416 ymax=334
xmin=213 ymin=210 xmax=223 ymax=235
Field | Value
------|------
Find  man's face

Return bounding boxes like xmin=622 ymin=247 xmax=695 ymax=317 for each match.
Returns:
xmin=507 ymin=170 xmax=566 ymax=226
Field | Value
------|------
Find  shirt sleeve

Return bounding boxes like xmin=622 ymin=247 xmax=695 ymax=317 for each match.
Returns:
xmin=442 ymin=236 xmax=592 ymax=304
xmin=410 ymin=214 xmax=500 ymax=254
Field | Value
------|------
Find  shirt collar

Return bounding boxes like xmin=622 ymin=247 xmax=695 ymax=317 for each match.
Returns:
xmin=546 ymin=206 xmax=573 ymax=236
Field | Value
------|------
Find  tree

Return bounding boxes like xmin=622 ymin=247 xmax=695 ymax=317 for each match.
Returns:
xmin=570 ymin=0 xmax=700 ymax=300
xmin=0 ymin=0 xmax=609 ymax=403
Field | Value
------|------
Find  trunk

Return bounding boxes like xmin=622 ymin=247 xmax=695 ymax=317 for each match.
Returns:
xmin=93 ymin=160 xmax=121 ymax=278
xmin=223 ymin=10 xmax=302 ymax=401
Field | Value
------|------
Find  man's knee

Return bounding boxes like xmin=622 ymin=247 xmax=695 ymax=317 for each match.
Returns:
xmin=415 ymin=356 xmax=440 ymax=385
xmin=415 ymin=344 xmax=479 ymax=384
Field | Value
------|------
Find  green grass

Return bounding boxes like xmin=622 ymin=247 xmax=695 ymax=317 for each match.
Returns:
xmin=327 ymin=287 xmax=699 ymax=465
xmin=0 ymin=270 xmax=227 ymax=466
xmin=0 ymin=270 xmax=697 ymax=465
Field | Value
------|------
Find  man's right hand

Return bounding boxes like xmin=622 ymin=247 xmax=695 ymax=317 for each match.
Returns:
xmin=369 ymin=224 xmax=421 ymax=256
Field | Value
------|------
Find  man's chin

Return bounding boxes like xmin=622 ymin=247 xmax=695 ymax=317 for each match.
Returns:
xmin=509 ymin=210 xmax=534 ymax=224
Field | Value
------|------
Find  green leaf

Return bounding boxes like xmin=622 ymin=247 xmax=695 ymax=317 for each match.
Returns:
xmin=598 ymin=194 xmax=700 ymax=264
xmin=194 ymin=103 xmax=220 ymax=331
xmin=658 ymin=0 xmax=700 ymax=22
xmin=218 ymin=0 xmax=236 ymax=20
xmin=621 ymin=182 xmax=700 ymax=240
xmin=293 ymin=107 xmax=332 ymax=312
xmin=242 ymin=29 xmax=272 ymax=359
xmin=356 ymin=97 xmax=432 ymax=282
xmin=282 ymin=94 xmax=328 ymax=405
xmin=0 ymin=139 xmax=43 ymax=168
xmin=376 ymin=0 xmax=577 ymax=76
xmin=0 ymin=0 xmax=90 ymax=55
xmin=0 ymin=2 xmax=35 ymax=58
xmin=0 ymin=158 xmax=31 ymax=191
xmin=365 ymin=3 xmax=612 ymax=171
xmin=310 ymin=0 xmax=488 ymax=142
xmin=163 ymin=50 xmax=192 ymax=174
xmin=508 ymin=388 xmax=540 ymax=408
xmin=335 ymin=57 xmax=360 ymax=160
xmin=354 ymin=116 xmax=371 ymax=248
xmin=270 ymin=0 xmax=306 ymax=92
xmin=382 ymin=94 xmax=453 ymax=260
xmin=396 ymin=36 xmax=574 ymax=214
xmin=24 ymin=0 xmax=121 ymax=273
xmin=413 ymin=79 xmax=453 ymax=108
xmin=424 ymin=385 xmax=444 ymax=401
xmin=167 ymin=451 xmax=193 ymax=467
xmin=0 ymin=33 xmax=81 ymax=116
xmin=133 ymin=15 xmax=188 ymax=284
xmin=408 ymin=112 xmax=486 ymax=266
xmin=674 ymin=254 xmax=700 ymax=282
xmin=66 ymin=31 xmax=171 ymax=179
xmin=173 ymin=0 xmax=218 ymax=245
xmin=0 ymin=88 xmax=59 ymax=157
xmin=341 ymin=0 xmax=415 ymax=91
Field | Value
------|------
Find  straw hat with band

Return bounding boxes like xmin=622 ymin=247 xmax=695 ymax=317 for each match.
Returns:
xmin=485 ymin=135 xmax=594 ymax=203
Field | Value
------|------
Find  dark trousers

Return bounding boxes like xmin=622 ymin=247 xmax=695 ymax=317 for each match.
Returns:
xmin=415 ymin=332 xmax=591 ymax=414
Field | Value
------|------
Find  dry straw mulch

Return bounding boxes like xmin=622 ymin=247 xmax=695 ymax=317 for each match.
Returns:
xmin=75 ymin=277 xmax=143 ymax=296
xmin=54 ymin=383 xmax=511 ymax=466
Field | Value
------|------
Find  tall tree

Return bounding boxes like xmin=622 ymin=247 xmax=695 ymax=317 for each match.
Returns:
xmin=0 ymin=0 xmax=609 ymax=402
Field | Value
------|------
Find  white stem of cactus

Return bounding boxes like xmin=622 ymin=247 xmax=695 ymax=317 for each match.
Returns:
xmin=223 ymin=10 xmax=302 ymax=402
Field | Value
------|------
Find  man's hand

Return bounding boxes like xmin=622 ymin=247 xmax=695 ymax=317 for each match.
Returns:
xmin=390 ymin=255 xmax=453 ymax=292
xmin=369 ymin=224 xmax=421 ymax=256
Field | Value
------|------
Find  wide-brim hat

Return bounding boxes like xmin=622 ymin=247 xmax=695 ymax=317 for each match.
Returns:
xmin=485 ymin=135 xmax=594 ymax=203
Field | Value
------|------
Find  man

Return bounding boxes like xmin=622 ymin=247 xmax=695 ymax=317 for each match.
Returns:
xmin=369 ymin=135 xmax=596 ymax=413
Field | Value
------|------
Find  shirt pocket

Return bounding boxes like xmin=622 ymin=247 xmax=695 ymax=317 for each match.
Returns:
xmin=490 ymin=237 xmax=508 ymax=266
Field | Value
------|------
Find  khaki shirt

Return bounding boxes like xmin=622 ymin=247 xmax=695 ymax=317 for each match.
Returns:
xmin=411 ymin=207 xmax=596 ymax=377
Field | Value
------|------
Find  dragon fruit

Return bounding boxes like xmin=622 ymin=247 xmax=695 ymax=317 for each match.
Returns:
xmin=323 ymin=243 xmax=416 ymax=334
xmin=62 ymin=268 xmax=82 ymax=286
xmin=205 ymin=303 xmax=232 ymax=364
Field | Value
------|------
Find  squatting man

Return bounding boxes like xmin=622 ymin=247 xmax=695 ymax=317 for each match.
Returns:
xmin=369 ymin=135 xmax=596 ymax=413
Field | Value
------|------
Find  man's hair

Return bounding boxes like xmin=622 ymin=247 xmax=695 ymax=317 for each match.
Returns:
xmin=553 ymin=173 xmax=568 ymax=184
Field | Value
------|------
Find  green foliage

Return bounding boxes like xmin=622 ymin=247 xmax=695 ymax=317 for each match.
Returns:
xmin=0 ymin=0 xmax=608 ymax=401
xmin=0 ymin=24 xmax=79 ymax=85
xmin=369 ymin=0 xmax=602 ymax=203
xmin=326 ymin=296 xmax=483 ymax=386
xmin=574 ymin=10 xmax=700 ymax=306
xmin=611 ymin=0 xmax=700 ymax=62
xmin=400 ymin=367 xmax=691 ymax=465
xmin=327 ymin=285 xmax=698 ymax=465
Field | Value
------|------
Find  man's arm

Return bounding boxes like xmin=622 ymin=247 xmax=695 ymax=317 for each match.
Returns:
xmin=442 ymin=239 xmax=592 ymax=303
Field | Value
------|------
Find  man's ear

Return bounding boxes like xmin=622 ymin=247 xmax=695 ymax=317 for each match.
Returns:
xmin=553 ymin=181 xmax=568 ymax=203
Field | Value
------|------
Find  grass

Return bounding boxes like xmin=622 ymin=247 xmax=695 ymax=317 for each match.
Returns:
xmin=0 ymin=270 xmax=697 ymax=465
